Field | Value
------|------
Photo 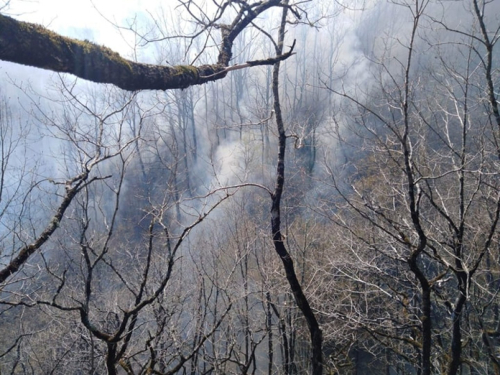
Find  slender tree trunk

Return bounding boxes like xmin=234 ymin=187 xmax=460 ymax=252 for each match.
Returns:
xmin=106 ymin=343 xmax=118 ymax=375
xmin=421 ymin=286 xmax=432 ymax=375
xmin=447 ymin=292 xmax=466 ymax=375
xmin=270 ymin=3 xmax=323 ymax=374
xmin=266 ymin=291 xmax=274 ymax=375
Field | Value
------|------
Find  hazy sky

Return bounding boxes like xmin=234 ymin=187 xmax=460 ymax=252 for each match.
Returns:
xmin=0 ymin=0 xmax=174 ymax=100
xmin=7 ymin=0 xmax=150 ymax=54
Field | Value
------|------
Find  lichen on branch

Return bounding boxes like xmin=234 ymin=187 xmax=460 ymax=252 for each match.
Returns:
xmin=0 ymin=0 xmax=292 ymax=92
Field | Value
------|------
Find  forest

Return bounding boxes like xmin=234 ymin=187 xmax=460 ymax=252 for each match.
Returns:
xmin=0 ymin=0 xmax=499 ymax=374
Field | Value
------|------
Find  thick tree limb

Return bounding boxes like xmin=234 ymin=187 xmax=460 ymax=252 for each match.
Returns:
xmin=0 ymin=0 xmax=291 ymax=91
xmin=0 ymin=13 xmax=220 ymax=90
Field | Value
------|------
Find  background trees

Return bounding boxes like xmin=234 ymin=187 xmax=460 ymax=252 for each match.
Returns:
xmin=317 ymin=0 xmax=500 ymax=373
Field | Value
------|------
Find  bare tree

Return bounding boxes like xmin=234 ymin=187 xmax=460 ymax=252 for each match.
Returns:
xmin=0 ymin=76 xmax=244 ymax=374
xmin=318 ymin=0 xmax=500 ymax=373
xmin=270 ymin=2 xmax=323 ymax=374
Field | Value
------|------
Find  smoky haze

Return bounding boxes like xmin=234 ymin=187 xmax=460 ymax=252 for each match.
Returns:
xmin=1 ymin=0 xmax=500 ymax=374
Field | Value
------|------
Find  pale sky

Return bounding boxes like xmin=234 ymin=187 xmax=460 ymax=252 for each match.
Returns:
xmin=0 ymin=0 xmax=178 ymax=100
xmin=6 ymin=0 xmax=161 ymax=56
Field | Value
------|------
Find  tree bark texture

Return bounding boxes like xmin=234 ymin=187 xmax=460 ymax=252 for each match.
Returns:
xmin=0 ymin=1 xmax=293 ymax=92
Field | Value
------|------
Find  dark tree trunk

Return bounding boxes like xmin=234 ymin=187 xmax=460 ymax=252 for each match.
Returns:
xmin=270 ymin=3 xmax=323 ymax=374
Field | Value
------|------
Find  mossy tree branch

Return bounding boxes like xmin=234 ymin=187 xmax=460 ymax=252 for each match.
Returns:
xmin=0 ymin=0 xmax=292 ymax=91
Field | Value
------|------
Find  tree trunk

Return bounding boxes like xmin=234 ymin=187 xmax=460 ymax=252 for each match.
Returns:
xmin=270 ymin=3 xmax=323 ymax=374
